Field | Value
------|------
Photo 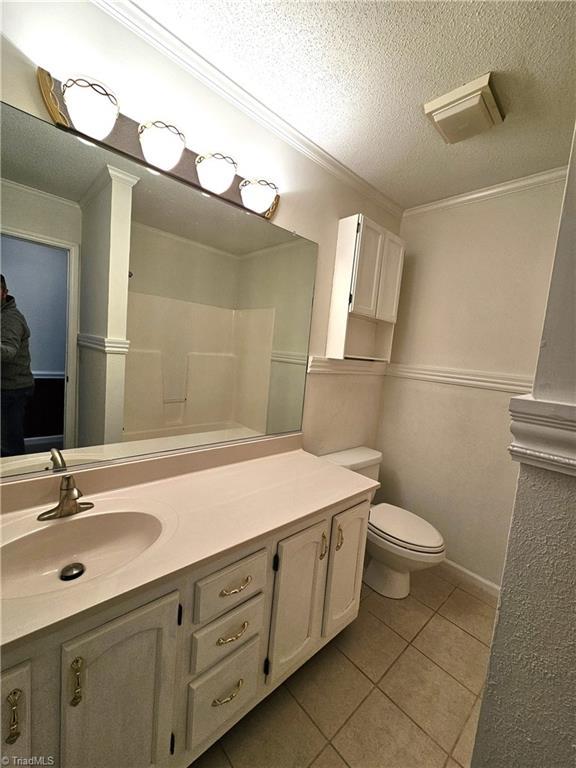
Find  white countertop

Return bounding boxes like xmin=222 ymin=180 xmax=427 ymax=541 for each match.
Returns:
xmin=1 ymin=450 xmax=377 ymax=646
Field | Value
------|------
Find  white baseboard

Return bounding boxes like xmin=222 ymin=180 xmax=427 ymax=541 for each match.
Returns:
xmin=440 ymin=558 xmax=500 ymax=603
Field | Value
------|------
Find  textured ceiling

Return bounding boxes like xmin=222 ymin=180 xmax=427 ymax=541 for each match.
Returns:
xmin=130 ymin=0 xmax=576 ymax=208
xmin=1 ymin=105 xmax=296 ymax=255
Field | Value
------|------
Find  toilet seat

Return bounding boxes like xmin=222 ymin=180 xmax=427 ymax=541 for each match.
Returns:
xmin=369 ymin=503 xmax=445 ymax=554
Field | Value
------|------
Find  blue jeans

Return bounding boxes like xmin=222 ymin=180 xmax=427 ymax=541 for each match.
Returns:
xmin=1 ymin=386 xmax=34 ymax=457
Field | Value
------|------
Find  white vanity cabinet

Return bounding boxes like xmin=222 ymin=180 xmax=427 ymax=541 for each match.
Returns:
xmin=1 ymin=661 xmax=32 ymax=762
xmin=268 ymin=500 xmax=370 ymax=682
xmin=59 ymin=592 xmax=179 ymax=768
xmin=326 ymin=213 xmax=405 ymax=362
xmin=1 ymin=490 xmax=374 ymax=768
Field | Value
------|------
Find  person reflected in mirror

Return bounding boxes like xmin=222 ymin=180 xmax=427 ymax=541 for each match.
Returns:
xmin=1 ymin=274 xmax=34 ymax=456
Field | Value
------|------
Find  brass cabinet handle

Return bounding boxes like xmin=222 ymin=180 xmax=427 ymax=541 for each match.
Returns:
xmin=70 ymin=657 xmax=84 ymax=707
xmin=336 ymin=525 xmax=344 ymax=551
xmin=5 ymin=688 xmax=22 ymax=744
xmin=319 ymin=531 xmax=328 ymax=560
xmin=211 ymin=678 xmax=244 ymax=707
xmin=217 ymin=621 xmax=249 ymax=646
xmin=219 ymin=575 xmax=252 ymax=597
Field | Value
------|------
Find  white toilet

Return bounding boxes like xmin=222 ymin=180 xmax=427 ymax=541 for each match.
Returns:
xmin=322 ymin=447 xmax=445 ymax=599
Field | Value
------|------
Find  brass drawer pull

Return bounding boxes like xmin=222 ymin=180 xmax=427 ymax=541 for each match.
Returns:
xmin=70 ymin=656 xmax=84 ymax=707
xmin=217 ymin=621 xmax=249 ymax=646
xmin=219 ymin=575 xmax=252 ymax=597
xmin=336 ymin=525 xmax=344 ymax=551
xmin=319 ymin=531 xmax=328 ymax=560
xmin=5 ymin=688 xmax=22 ymax=744
xmin=211 ymin=678 xmax=244 ymax=707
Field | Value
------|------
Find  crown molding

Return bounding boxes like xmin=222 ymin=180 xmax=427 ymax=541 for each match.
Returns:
xmin=403 ymin=167 xmax=567 ymax=218
xmin=92 ymin=0 xmax=403 ymax=220
xmin=0 ymin=178 xmax=80 ymax=211
xmin=77 ymin=334 xmax=130 ymax=354
xmin=510 ymin=394 xmax=576 ymax=477
xmin=307 ymin=356 xmax=388 ymax=376
xmin=386 ymin=363 xmax=533 ymax=394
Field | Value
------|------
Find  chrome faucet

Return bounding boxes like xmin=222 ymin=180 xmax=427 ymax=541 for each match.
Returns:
xmin=37 ymin=474 xmax=94 ymax=521
xmin=48 ymin=448 xmax=67 ymax=472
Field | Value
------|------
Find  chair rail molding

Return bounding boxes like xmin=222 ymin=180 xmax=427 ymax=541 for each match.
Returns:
xmin=386 ymin=363 xmax=532 ymax=394
xmin=307 ymin=356 xmax=388 ymax=376
xmin=77 ymin=334 xmax=131 ymax=355
xmin=509 ymin=395 xmax=576 ymax=477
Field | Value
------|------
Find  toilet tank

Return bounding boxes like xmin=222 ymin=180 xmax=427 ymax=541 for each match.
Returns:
xmin=321 ymin=447 xmax=382 ymax=480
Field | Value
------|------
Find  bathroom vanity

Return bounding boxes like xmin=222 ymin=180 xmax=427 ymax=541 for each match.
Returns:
xmin=0 ymin=447 xmax=377 ymax=767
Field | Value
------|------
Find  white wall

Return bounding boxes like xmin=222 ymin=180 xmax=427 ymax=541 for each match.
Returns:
xmin=376 ymin=180 xmax=563 ymax=584
xmin=1 ymin=10 xmax=401 ymax=456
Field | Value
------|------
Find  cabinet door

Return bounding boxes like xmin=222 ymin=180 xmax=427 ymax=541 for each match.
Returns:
xmin=60 ymin=592 xmax=179 ymax=768
xmin=268 ymin=520 xmax=329 ymax=682
xmin=350 ymin=216 xmax=385 ymax=318
xmin=323 ymin=502 xmax=369 ymax=637
xmin=376 ymin=233 xmax=405 ymax=322
xmin=1 ymin=661 xmax=31 ymax=763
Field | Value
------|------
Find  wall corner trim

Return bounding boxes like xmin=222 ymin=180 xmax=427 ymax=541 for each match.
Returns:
xmin=77 ymin=334 xmax=130 ymax=355
xmin=92 ymin=0 xmax=403 ymax=219
xmin=403 ymin=166 xmax=568 ymax=218
xmin=307 ymin=356 xmax=388 ymax=375
xmin=509 ymin=394 xmax=576 ymax=477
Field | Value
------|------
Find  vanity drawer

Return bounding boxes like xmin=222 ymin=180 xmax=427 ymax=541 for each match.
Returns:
xmin=191 ymin=593 xmax=265 ymax=675
xmin=187 ymin=636 xmax=260 ymax=749
xmin=194 ymin=549 xmax=267 ymax=623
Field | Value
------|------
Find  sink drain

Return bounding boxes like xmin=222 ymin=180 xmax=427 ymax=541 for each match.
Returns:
xmin=60 ymin=562 xmax=86 ymax=581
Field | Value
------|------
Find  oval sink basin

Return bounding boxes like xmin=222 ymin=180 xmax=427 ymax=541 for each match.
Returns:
xmin=1 ymin=511 xmax=163 ymax=599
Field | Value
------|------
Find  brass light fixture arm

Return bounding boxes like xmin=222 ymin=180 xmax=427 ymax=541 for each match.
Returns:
xmin=37 ymin=67 xmax=70 ymax=128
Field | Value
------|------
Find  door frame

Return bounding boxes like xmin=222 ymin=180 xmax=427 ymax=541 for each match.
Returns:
xmin=1 ymin=227 xmax=80 ymax=448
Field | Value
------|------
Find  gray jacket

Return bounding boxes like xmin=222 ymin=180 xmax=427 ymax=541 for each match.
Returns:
xmin=1 ymin=295 xmax=34 ymax=390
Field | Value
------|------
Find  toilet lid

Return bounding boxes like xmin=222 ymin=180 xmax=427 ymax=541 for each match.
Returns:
xmin=369 ymin=503 xmax=444 ymax=552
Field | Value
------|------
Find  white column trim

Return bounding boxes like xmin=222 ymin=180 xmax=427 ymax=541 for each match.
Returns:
xmin=386 ymin=363 xmax=533 ymax=394
xmin=77 ymin=334 xmax=131 ymax=355
xmin=509 ymin=395 xmax=576 ymax=477
xmin=307 ymin=356 xmax=388 ymax=375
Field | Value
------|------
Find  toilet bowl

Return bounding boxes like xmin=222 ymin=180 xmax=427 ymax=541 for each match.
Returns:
xmin=321 ymin=447 xmax=445 ymax=599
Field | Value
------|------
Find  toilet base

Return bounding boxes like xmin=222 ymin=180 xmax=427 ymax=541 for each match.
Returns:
xmin=364 ymin=557 xmax=410 ymax=599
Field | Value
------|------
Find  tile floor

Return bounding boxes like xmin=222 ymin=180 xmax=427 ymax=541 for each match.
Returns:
xmin=191 ymin=566 xmax=497 ymax=768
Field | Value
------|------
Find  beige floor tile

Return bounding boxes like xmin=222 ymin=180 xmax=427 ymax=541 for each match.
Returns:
xmin=222 ymin=686 xmax=325 ymax=768
xmin=410 ymin=570 xmax=456 ymax=610
xmin=335 ymin=604 xmax=407 ymax=682
xmin=439 ymin=589 xmax=496 ymax=645
xmin=286 ymin=644 xmax=372 ymax=738
xmin=332 ymin=688 xmax=447 ymax=768
xmin=363 ymin=591 xmax=433 ymax=641
xmin=360 ymin=582 xmax=374 ymax=600
xmin=413 ymin=615 xmax=489 ymax=694
xmin=430 ymin=563 xmax=459 ymax=585
xmin=191 ymin=743 xmax=231 ymax=768
xmin=452 ymin=699 xmax=481 ymax=768
xmin=310 ymin=745 xmax=348 ymax=768
xmin=379 ymin=646 xmax=476 ymax=751
xmin=446 ymin=759 xmax=461 ymax=768
xmin=432 ymin=565 xmax=498 ymax=608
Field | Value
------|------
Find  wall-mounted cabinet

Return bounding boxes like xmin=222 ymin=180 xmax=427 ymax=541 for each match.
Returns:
xmin=326 ymin=214 xmax=405 ymax=362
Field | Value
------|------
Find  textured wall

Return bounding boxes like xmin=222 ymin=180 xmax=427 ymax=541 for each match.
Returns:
xmin=374 ymin=182 xmax=563 ymax=583
xmin=473 ymin=464 xmax=576 ymax=767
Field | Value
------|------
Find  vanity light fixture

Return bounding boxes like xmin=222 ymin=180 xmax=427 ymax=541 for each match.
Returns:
xmin=138 ymin=121 xmax=186 ymax=171
xmin=239 ymin=179 xmax=279 ymax=215
xmin=62 ymin=77 xmax=119 ymax=141
xmin=196 ymin=153 xmax=238 ymax=194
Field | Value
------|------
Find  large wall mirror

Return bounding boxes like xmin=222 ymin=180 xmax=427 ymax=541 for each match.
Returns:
xmin=0 ymin=103 xmax=317 ymax=478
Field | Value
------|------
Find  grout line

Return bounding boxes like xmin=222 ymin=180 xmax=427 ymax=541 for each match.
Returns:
xmin=378 ymin=689 xmax=449 ymax=759
xmin=218 ymin=739 xmax=234 ymax=768
xmin=434 ymin=610 xmax=493 ymax=648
